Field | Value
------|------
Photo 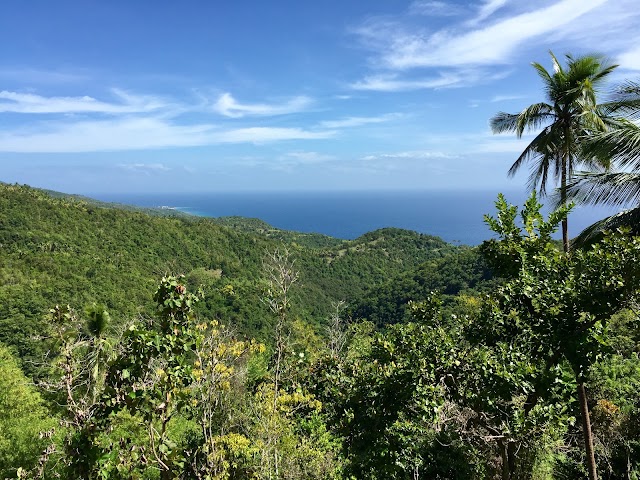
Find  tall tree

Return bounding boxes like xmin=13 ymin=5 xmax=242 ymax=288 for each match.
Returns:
xmin=490 ymin=52 xmax=617 ymax=251
xmin=482 ymin=193 xmax=640 ymax=480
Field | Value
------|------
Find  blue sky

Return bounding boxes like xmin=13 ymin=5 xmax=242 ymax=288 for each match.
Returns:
xmin=1 ymin=0 xmax=639 ymax=194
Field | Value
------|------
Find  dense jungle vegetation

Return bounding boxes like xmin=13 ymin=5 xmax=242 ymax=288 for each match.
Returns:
xmin=2 ymin=182 xmax=640 ymax=480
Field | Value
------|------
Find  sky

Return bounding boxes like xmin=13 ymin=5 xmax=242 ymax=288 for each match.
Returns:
xmin=1 ymin=0 xmax=639 ymax=194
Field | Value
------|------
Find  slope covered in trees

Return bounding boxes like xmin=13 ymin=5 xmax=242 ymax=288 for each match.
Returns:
xmin=0 ymin=183 xmax=459 ymax=373
xmin=2 ymin=188 xmax=639 ymax=479
xmin=2 ymin=180 xmax=640 ymax=478
xmin=351 ymin=246 xmax=495 ymax=326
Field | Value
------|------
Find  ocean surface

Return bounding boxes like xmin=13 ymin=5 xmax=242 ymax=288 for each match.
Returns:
xmin=90 ymin=190 xmax=620 ymax=246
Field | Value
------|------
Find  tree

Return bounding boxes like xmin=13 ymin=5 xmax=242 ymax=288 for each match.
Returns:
xmin=481 ymin=193 xmax=640 ymax=480
xmin=40 ymin=303 xmax=116 ymax=479
xmin=104 ymin=275 xmax=205 ymax=479
xmin=490 ymin=52 xmax=617 ymax=251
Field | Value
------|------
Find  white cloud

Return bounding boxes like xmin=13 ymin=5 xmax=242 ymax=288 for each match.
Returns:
xmin=0 ymin=117 xmax=335 ymax=153
xmin=0 ymin=85 xmax=334 ymax=152
xmin=283 ymin=151 xmax=336 ymax=164
xmin=213 ymin=92 xmax=312 ymax=118
xmin=351 ymin=73 xmax=463 ymax=91
xmin=320 ymin=114 xmax=398 ymax=128
xmin=408 ymin=1 xmax=465 ymax=16
xmin=362 ymin=150 xmax=456 ymax=161
xmin=476 ymin=134 xmax=536 ymax=154
xmin=351 ymin=69 xmax=510 ymax=91
xmin=356 ymin=0 xmax=607 ymax=70
xmin=490 ymin=94 xmax=526 ymax=102
xmin=119 ymin=163 xmax=171 ymax=173
xmin=470 ymin=0 xmax=509 ymax=24
xmin=617 ymin=45 xmax=640 ymax=72
xmin=375 ymin=0 xmax=608 ymax=70
xmin=0 ymin=89 xmax=167 ymax=114
xmin=214 ymin=127 xmax=333 ymax=143
xmin=0 ymin=68 xmax=89 ymax=84
xmin=350 ymin=0 xmax=640 ymax=91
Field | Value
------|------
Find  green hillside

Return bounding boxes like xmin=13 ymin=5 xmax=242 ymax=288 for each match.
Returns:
xmin=351 ymin=246 xmax=496 ymax=326
xmin=0 ymin=183 xmax=459 ymax=371
xmin=211 ymin=216 xmax=345 ymax=249
xmin=2 ymin=183 xmax=640 ymax=479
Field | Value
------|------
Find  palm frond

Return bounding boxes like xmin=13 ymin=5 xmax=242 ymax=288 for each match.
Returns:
xmin=602 ymin=80 xmax=640 ymax=118
xmin=532 ymin=61 xmax=554 ymax=98
xmin=584 ymin=121 xmax=640 ymax=169
xmin=566 ymin=171 xmax=640 ymax=207
xmin=515 ymin=103 xmax=554 ymax=136
xmin=550 ymin=51 xmax=564 ymax=75
xmin=490 ymin=112 xmax=519 ymax=134
xmin=527 ymin=153 xmax=554 ymax=195
xmin=493 ymin=51 xmax=627 ymax=203
xmin=569 ymin=55 xmax=616 ymax=86
xmin=490 ymin=103 xmax=553 ymax=135
xmin=506 ymin=126 xmax=555 ymax=177
xmin=573 ymin=206 xmax=640 ymax=247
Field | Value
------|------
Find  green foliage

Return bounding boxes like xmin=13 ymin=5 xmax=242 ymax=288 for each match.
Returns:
xmin=310 ymin=293 xmax=478 ymax=479
xmin=589 ymin=354 xmax=640 ymax=477
xmin=480 ymin=192 xmax=640 ymax=478
xmin=352 ymin=246 xmax=495 ymax=326
xmin=211 ymin=216 xmax=345 ymax=249
xmin=4 ymin=182 xmax=640 ymax=478
xmin=0 ymin=343 xmax=57 ymax=478
xmin=481 ymin=192 xmax=640 ymax=378
xmin=0 ymin=184 xmax=457 ymax=371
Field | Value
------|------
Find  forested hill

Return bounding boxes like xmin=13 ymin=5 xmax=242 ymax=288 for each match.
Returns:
xmin=351 ymin=247 xmax=496 ymax=326
xmin=210 ymin=216 xmax=345 ymax=248
xmin=0 ymin=183 xmax=463 ymax=369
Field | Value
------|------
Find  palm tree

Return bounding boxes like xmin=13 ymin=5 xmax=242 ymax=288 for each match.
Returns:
xmin=492 ymin=52 xmax=621 ymax=480
xmin=490 ymin=52 xmax=618 ymax=252
xmin=565 ymin=81 xmax=640 ymax=243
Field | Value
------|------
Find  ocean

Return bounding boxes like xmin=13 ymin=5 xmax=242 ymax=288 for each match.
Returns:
xmin=90 ymin=190 xmax=620 ymax=246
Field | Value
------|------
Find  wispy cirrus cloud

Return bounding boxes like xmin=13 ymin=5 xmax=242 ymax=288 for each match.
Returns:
xmin=319 ymin=113 xmax=399 ymax=128
xmin=118 ymin=163 xmax=171 ymax=174
xmin=351 ymin=69 xmax=510 ymax=92
xmin=351 ymin=0 xmax=638 ymax=91
xmin=359 ymin=0 xmax=608 ymax=70
xmin=218 ymin=151 xmax=336 ymax=173
xmin=216 ymin=127 xmax=333 ymax=143
xmin=350 ymin=73 xmax=461 ymax=91
xmin=0 ymin=67 xmax=89 ymax=85
xmin=0 ymin=89 xmax=168 ymax=114
xmin=408 ymin=1 xmax=465 ymax=17
xmin=281 ymin=151 xmax=336 ymax=165
xmin=475 ymin=132 xmax=536 ymax=154
xmin=490 ymin=94 xmax=527 ymax=102
xmin=212 ymin=92 xmax=312 ymax=118
xmin=362 ymin=150 xmax=456 ymax=161
xmin=0 ymin=117 xmax=335 ymax=153
xmin=469 ymin=0 xmax=509 ymax=25
xmin=617 ymin=45 xmax=640 ymax=72
xmin=0 ymin=85 xmax=334 ymax=152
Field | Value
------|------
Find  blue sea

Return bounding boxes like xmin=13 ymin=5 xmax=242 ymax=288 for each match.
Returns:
xmin=90 ymin=190 xmax=620 ymax=246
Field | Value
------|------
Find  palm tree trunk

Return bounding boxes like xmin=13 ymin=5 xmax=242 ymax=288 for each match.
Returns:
xmin=578 ymin=381 xmax=598 ymax=480
xmin=561 ymin=155 xmax=570 ymax=253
